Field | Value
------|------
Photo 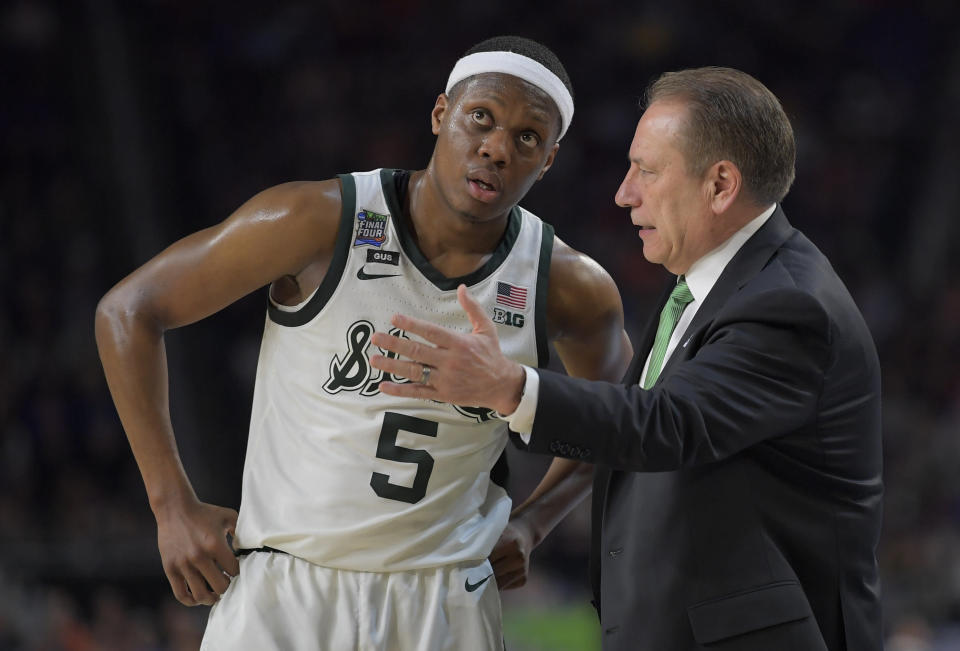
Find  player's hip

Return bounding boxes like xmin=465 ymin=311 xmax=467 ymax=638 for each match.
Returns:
xmin=202 ymin=551 xmax=504 ymax=650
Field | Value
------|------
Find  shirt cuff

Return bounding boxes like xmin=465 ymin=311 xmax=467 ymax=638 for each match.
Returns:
xmin=503 ymin=365 xmax=539 ymax=442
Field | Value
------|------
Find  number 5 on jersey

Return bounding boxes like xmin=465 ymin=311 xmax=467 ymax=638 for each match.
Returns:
xmin=370 ymin=412 xmax=438 ymax=504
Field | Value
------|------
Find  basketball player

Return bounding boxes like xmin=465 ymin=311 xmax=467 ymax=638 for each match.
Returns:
xmin=95 ymin=36 xmax=632 ymax=649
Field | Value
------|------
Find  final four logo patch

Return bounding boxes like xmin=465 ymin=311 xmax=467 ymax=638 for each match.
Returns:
xmin=354 ymin=209 xmax=389 ymax=247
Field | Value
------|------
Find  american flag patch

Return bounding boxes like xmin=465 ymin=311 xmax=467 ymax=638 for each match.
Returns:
xmin=496 ymin=282 xmax=528 ymax=309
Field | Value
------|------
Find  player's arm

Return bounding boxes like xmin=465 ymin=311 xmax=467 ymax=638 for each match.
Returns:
xmin=94 ymin=179 xmax=342 ymax=606
xmin=491 ymin=238 xmax=633 ymax=589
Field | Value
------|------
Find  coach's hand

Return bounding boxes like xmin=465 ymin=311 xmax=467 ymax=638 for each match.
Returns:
xmin=370 ymin=284 xmax=525 ymax=415
xmin=490 ymin=518 xmax=536 ymax=590
xmin=155 ymin=497 xmax=240 ymax=606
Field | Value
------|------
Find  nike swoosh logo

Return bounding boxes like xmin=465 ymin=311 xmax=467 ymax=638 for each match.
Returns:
xmin=357 ymin=266 xmax=400 ymax=280
xmin=464 ymin=573 xmax=494 ymax=592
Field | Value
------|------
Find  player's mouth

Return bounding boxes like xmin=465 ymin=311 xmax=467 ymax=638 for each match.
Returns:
xmin=466 ymin=171 xmax=502 ymax=203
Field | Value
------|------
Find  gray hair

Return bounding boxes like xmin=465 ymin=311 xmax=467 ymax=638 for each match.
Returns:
xmin=645 ymin=67 xmax=796 ymax=205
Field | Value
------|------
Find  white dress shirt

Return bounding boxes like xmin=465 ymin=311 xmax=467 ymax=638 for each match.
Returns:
xmin=507 ymin=204 xmax=777 ymax=439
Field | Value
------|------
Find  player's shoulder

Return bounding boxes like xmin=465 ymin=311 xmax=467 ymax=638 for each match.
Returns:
xmin=549 ymin=236 xmax=617 ymax=296
xmin=246 ymin=179 xmax=342 ymax=216
xmin=546 ymin=235 xmax=625 ymax=333
xmin=228 ymin=179 xmax=345 ymax=242
xmin=214 ymin=179 xmax=346 ymax=267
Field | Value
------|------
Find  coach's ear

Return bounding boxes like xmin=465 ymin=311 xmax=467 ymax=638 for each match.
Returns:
xmin=431 ymin=94 xmax=449 ymax=135
xmin=705 ymin=159 xmax=742 ymax=214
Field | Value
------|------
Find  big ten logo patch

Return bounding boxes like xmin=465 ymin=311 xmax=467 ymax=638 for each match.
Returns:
xmin=493 ymin=307 xmax=525 ymax=328
xmin=354 ymin=209 xmax=389 ymax=248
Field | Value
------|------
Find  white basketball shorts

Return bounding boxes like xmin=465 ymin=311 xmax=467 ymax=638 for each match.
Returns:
xmin=200 ymin=550 xmax=503 ymax=650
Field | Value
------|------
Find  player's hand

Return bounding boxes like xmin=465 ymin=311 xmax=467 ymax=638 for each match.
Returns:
xmin=370 ymin=284 xmax=525 ymax=415
xmin=154 ymin=497 xmax=240 ymax=606
xmin=490 ymin=518 xmax=536 ymax=591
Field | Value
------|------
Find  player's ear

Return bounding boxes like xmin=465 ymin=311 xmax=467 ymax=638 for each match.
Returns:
xmin=536 ymin=143 xmax=560 ymax=181
xmin=431 ymin=94 xmax=448 ymax=135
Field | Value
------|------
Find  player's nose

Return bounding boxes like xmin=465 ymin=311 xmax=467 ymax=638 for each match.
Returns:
xmin=478 ymin=129 xmax=511 ymax=168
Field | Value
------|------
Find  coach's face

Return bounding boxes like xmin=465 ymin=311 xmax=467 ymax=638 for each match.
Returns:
xmin=428 ymin=74 xmax=560 ymax=223
xmin=615 ymin=100 xmax=719 ymax=275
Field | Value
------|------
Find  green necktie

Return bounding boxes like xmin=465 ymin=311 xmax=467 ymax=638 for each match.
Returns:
xmin=642 ymin=277 xmax=694 ymax=389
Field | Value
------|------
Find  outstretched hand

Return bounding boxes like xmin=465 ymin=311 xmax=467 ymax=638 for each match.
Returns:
xmin=370 ymin=284 xmax=525 ymax=415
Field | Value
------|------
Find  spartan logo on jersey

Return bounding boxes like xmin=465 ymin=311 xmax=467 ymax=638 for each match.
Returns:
xmin=452 ymin=404 xmax=498 ymax=423
xmin=361 ymin=327 xmax=412 ymax=396
xmin=324 ymin=321 xmax=497 ymax=423
xmin=354 ymin=209 xmax=389 ymax=248
xmin=323 ymin=320 xmax=375 ymax=393
xmin=323 ymin=321 xmax=412 ymax=396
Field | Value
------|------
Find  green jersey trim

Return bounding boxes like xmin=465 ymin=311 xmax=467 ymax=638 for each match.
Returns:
xmin=534 ymin=221 xmax=554 ymax=368
xmin=380 ymin=168 xmax=522 ymax=292
xmin=267 ymin=174 xmax=357 ymax=327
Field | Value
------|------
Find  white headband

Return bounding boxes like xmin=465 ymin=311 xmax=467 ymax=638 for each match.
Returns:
xmin=445 ymin=51 xmax=574 ymax=140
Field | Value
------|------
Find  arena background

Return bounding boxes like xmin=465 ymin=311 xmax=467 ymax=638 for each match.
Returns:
xmin=3 ymin=1 xmax=959 ymax=649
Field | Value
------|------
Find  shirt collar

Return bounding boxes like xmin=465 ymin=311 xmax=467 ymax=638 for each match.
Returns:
xmin=683 ymin=203 xmax=777 ymax=302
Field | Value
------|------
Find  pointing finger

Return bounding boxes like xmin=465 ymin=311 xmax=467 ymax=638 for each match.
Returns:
xmin=370 ymin=331 xmax=443 ymax=367
xmin=370 ymin=354 xmax=430 ymax=384
xmin=388 ymin=312 xmax=459 ymax=348
xmin=377 ymin=379 xmax=441 ymax=400
xmin=457 ymin=284 xmax=495 ymax=335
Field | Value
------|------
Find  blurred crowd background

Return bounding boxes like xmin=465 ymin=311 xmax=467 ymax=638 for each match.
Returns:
xmin=2 ymin=0 xmax=959 ymax=649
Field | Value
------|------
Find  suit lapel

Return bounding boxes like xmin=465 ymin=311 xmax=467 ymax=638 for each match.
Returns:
xmin=653 ymin=207 xmax=795 ymax=383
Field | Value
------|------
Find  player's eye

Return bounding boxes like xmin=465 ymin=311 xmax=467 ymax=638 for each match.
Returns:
xmin=519 ymin=132 xmax=541 ymax=149
xmin=472 ymin=109 xmax=491 ymax=125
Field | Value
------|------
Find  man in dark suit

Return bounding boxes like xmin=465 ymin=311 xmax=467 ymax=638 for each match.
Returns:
xmin=370 ymin=67 xmax=883 ymax=650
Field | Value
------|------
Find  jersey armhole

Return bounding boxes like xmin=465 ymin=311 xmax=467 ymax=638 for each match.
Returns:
xmin=267 ymin=174 xmax=357 ymax=327
xmin=534 ymin=222 xmax=554 ymax=368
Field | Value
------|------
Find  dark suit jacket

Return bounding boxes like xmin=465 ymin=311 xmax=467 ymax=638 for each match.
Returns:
xmin=525 ymin=208 xmax=883 ymax=650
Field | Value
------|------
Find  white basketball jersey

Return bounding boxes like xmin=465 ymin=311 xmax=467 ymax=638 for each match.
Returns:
xmin=234 ymin=169 xmax=554 ymax=572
